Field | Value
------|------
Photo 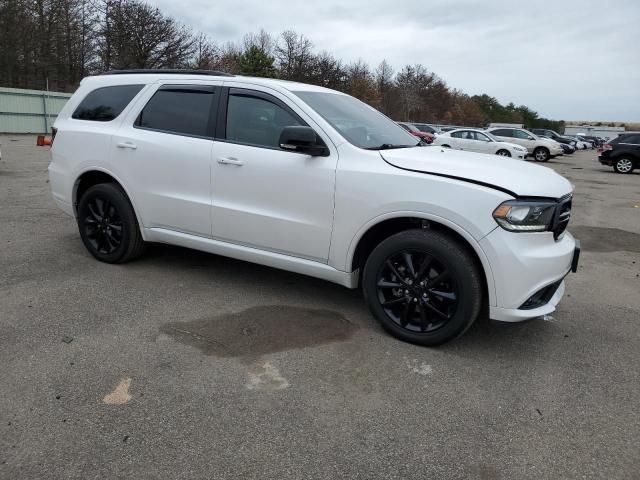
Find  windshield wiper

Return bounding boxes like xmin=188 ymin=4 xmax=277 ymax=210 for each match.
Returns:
xmin=365 ymin=143 xmax=418 ymax=150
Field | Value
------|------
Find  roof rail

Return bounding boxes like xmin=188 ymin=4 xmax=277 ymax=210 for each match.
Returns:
xmin=101 ymin=69 xmax=234 ymax=77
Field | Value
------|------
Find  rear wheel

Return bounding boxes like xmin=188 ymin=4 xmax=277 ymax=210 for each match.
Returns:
xmin=533 ymin=147 xmax=550 ymax=162
xmin=77 ymin=183 xmax=145 ymax=263
xmin=362 ymin=229 xmax=483 ymax=346
xmin=613 ymin=157 xmax=634 ymax=174
xmin=496 ymin=149 xmax=511 ymax=157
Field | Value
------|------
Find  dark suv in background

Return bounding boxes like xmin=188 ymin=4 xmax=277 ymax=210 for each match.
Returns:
xmin=531 ymin=129 xmax=576 ymax=147
xmin=598 ymin=133 xmax=640 ymax=173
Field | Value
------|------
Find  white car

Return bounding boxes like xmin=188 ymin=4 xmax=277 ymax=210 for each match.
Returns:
xmin=432 ymin=128 xmax=528 ymax=159
xmin=487 ymin=127 xmax=564 ymax=161
xmin=567 ymin=136 xmax=590 ymax=150
xmin=49 ymin=70 xmax=579 ymax=346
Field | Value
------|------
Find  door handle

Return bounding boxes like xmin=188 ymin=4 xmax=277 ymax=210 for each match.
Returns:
xmin=116 ymin=141 xmax=137 ymax=150
xmin=217 ymin=157 xmax=243 ymax=166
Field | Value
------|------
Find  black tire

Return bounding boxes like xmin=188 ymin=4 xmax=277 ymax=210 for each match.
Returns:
xmin=362 ymin=229 xmax=483 ymax=346
xmin=496 ymin=149 xmax=511 ymax=157
xmin=613 ymin=157 xmax=634 ymax=174
xmin=533 ymin=147 xmax=550 ymax=162
xmin=77 ymin=183 xmax=145 ymax=263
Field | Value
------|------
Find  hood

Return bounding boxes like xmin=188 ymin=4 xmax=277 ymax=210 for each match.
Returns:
xmin=380 ymin=147 xmax=573 ymax=198
xmin=501 ymin=141 xmax=527 ymax=151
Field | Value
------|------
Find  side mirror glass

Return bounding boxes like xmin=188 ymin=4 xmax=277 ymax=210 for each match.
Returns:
xmin=279 ymin=126 xmax=329 ymax=156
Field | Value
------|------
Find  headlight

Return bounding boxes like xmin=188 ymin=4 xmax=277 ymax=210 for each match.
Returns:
xmin=492 ymin=200 xmax=556 ymax=232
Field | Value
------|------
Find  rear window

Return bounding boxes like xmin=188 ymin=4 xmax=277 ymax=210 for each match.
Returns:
xmin=135 ymin=86 xmax=216 ymax=137
xmin=615 ymin=134 xmax=640 ymax=144
xmin=72 ymin=85 xmax=144 ymax=122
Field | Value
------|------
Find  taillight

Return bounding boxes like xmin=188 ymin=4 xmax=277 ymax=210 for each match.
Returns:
xmin=602 ymin=143 xmax=613 ymax=150
xmin=51 ymin=127 xmax=58 ymax=145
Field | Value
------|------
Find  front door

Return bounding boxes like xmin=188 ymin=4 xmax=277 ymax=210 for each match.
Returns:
xmin=211 ymin=87 xmax=337 ymax=262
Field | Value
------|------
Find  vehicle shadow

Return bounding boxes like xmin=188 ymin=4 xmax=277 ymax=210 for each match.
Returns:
xmin=137 ymin=243 xmax=557 ymax=355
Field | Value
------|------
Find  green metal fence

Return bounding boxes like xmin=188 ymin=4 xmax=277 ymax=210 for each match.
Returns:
xmin=0 ymin=87 xmax=72 ymax=134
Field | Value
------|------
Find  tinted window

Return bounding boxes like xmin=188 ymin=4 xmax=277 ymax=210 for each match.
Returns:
xmin=450 ymin=131 xmax=463 ymax=138
xmin=136 ymin=86 xmax=215 ymax=137
xmin=619 ymin=134 xmax=640 ymax=144
xmin=491 ymin=129 xmax=513 ymax=137
xmin=226 ymin=93 xmax=303 ymax=148
xmin=72 ymin=85 xmax=143 ymax=121
xmin=514 ymin=129 xmax=534 ymax=140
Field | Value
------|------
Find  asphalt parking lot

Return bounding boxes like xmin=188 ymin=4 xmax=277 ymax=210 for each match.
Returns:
xmin=1 ymin=136 xmax=639 ymax=479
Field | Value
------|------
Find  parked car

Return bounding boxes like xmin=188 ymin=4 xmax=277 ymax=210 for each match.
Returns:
xmin=598 ymin=133 xmax=640 ymax=173
xmin=531 ymin=129 xmax=576 ymax=147
xmin=397 ymin=122 xmax=434 ymax=144
xmin=556 ymin=142 xmax=576 ymax=154
xmin=432 ymin=128 xmax=528 ymax=159
xmin=49 ymin=69 xmax=579 ymax=346
xmin=411 ymin=123 xmax=442 ymax=135
xmin=578 ymin=135 xmax=602 ymax=147
xmin=486 ymin=127 xmax=564 ymax=162
xmin=565 ymin=136 xmax=591 ymax=150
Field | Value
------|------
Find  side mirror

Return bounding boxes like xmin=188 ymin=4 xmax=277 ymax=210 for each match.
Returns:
xmin=279 ymin=126 xmax=329 ymax=156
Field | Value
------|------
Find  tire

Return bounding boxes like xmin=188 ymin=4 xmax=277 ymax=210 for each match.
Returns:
xmin=496 ymin=149 xmax=511 ymax=157
xmin=362 ymin=229 xmax=483 ymax=346
xmin=613 ymin=157 xmax=634 ymax=174
xmin=533 ymin=147 xmax=550 ymax=162
xmin=77 ymin=183 xmax=145 ymax=263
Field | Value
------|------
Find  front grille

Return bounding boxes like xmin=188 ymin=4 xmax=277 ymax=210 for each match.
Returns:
xmin=552 ymin=195 xmax=572 ymax=240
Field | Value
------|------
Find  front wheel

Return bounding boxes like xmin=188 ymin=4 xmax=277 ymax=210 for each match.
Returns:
xmin=496 ymin=149 xmax=511 ymax=157
xmin=362 ymin=229 xmax=483 ymax=346
xmin=77 ymin=183 xmax=145 ymax=263
xmin=613 ymin=157 xmax=634 ymax=174
xmin=533 ymin=147 xmax=550 ymax=162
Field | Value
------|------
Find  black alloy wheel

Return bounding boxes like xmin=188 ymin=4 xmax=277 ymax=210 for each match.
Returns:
xmin=77 ymin=183 xmax=145 ymax=263
xmin=376 ymin=249 xmax=458 ymax=333
xmin=362 ymin=229 xmax=482 ymax=346
xmin=83 ymin=196 xmax=123 ymax=255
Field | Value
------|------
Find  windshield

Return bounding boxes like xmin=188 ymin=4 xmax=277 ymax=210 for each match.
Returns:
xmin=485 ymin=132 xmax=501 ymax=142
xmin=292 ymin=91 xmax=419 ymax=150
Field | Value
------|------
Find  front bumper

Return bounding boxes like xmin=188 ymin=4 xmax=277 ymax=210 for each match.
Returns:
xmin=598 ymin=155 xmax=613 ymax=166
xmin=481 ymin=228 xmax=578 ymax=322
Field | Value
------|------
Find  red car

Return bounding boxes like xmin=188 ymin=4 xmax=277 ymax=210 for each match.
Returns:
xmin=397 ymin=122 xmax=435 ymax=144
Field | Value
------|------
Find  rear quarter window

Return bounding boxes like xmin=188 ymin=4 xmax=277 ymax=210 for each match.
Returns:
xmin=72 ymin=85 xmax=144 ymax=122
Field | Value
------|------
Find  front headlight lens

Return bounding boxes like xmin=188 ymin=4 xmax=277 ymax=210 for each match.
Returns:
xmin=492 ymin=200 xmax=556 ymax=232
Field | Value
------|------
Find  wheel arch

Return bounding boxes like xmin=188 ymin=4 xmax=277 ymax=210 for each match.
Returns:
xmin=73 ymin=168 xmax=146 ymax=238
xmin=348 ymin=213 xmax=496 ymax=306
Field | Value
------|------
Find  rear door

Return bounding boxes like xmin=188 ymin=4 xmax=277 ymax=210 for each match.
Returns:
xmin=210 ymin=86 xmax=338 ymax=262
xmin=111 ymin=81 xmax=220 ymax=237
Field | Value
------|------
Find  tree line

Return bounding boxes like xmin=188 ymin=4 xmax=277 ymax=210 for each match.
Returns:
xmin=0 ymin=0 xmax=563 ymax=130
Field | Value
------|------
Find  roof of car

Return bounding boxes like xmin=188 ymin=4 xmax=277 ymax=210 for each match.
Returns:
xmin=89 ymin=70 xmax=338 ymax=94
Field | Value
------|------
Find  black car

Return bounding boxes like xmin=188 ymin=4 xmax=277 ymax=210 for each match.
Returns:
xmin=531 ymin=129 xmax=576 ymax=146
xmin=598 ymin=133 xmax=640 ymax=173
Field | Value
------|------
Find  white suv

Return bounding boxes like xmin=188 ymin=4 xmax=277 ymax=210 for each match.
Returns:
xmin=487 ymin=127 xmax=564 ymax=162
xmin=49 ymin=70 xmax=580 ymax=346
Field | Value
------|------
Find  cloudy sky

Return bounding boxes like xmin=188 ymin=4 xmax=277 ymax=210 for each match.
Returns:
xmin=147 ymin=0 xmax=640 ymax=122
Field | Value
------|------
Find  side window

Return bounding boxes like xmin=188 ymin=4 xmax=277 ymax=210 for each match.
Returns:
xmin=225 ymin=91 xmax=304 ymax=149
xmin=135 ymin=85 xmax=216 ymax=137
xmin=514 ymin=129 xmax=533 ymax=140
xmin=72 ymin=84 xmax=144 ymax=122
xmin=492 ymin=129 xmax=512 ymax=137
xmin=450 ymin=131 xmax=463 ymax=138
